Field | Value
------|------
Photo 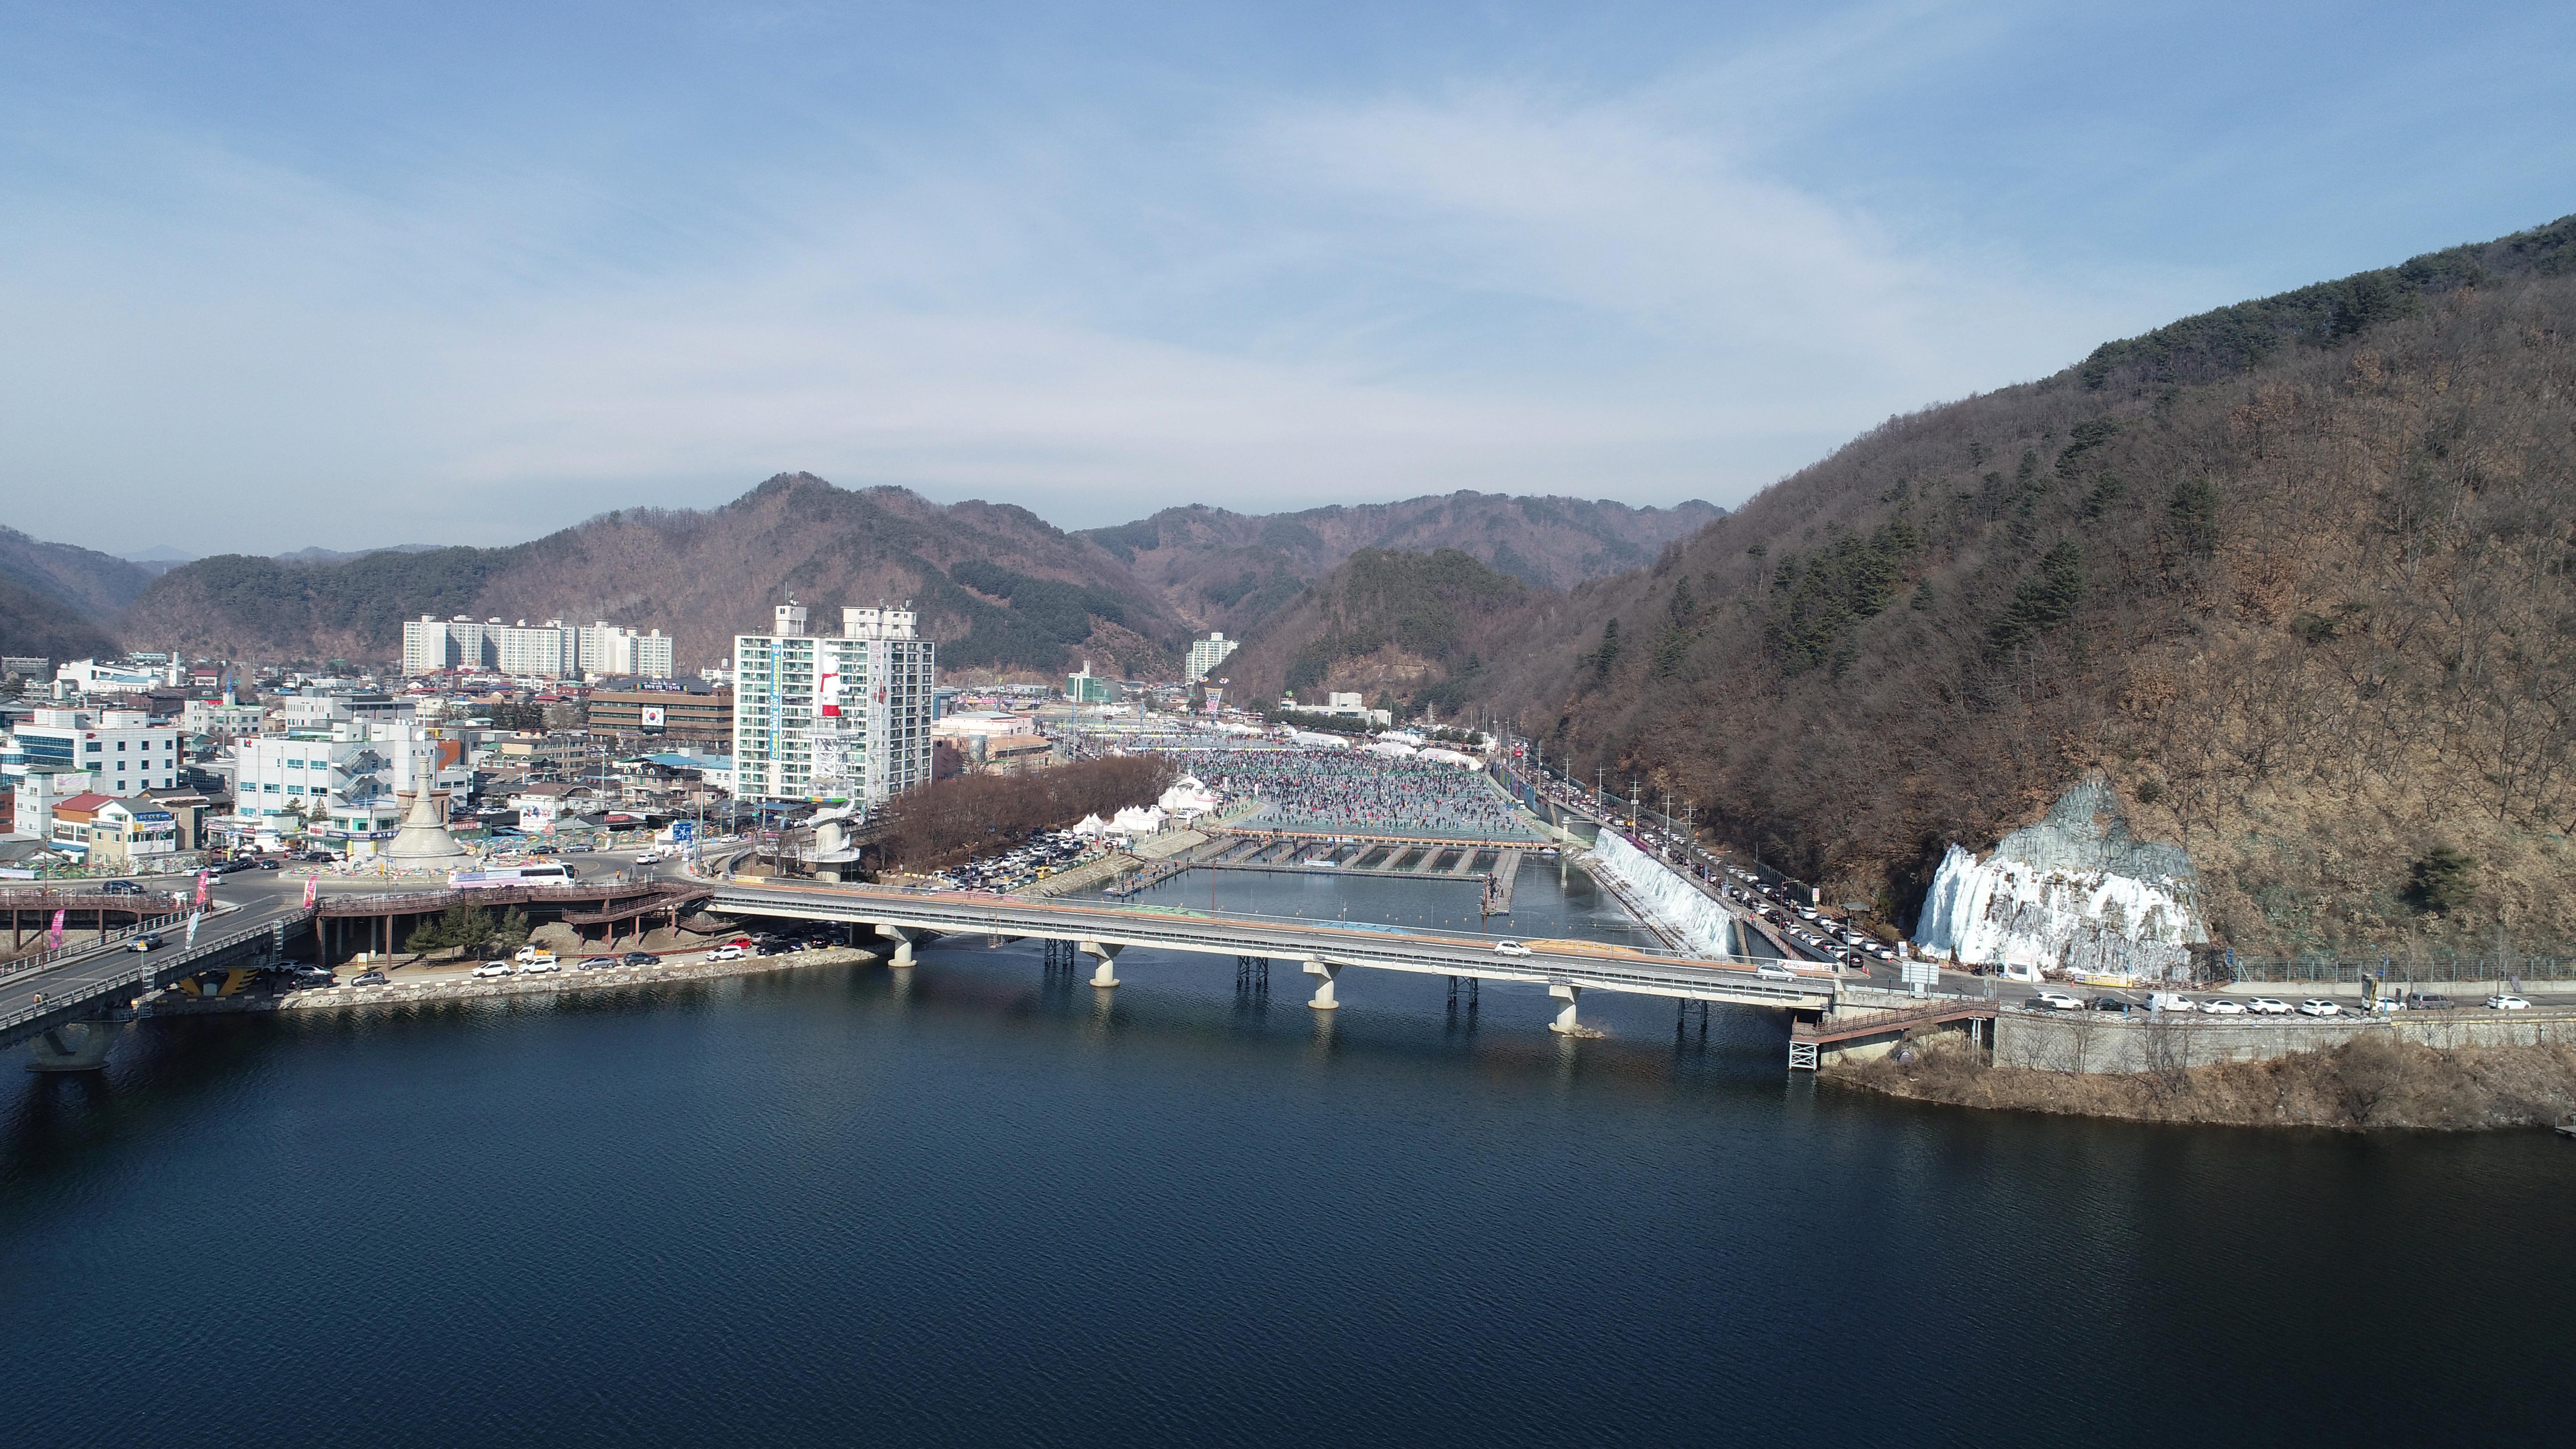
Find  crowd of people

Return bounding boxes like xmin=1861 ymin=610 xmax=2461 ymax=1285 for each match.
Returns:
xmin=1155 ymin=747 xmax=1539 ymax=842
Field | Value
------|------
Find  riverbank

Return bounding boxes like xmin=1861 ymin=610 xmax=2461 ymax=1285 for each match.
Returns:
xmin=1827 ymin=1032 xmax=2576 ymax=1131
xmin=147 ymin=945 xmax=883 ymax=1017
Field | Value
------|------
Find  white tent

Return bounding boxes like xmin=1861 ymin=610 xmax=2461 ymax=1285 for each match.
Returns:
xmin=1109 ymin=805 xmax=1167 ymax=835
xmin=1071 ymin=813 xmax=1110 ymax=838
xmin=1418 ymin=748 xmax=1482 ymax=768
xmin=1289 ymin=730 xmax=1352 ymax=749
xmin=1158 ymin=775 xmax=1222 ymax=815
xmin=1359 ymin=741 xmax=1417 ymax=758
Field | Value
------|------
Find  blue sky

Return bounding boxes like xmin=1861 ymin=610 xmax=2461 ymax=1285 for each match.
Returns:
xmin=5 ymin=1 xmax=2572 ymax=555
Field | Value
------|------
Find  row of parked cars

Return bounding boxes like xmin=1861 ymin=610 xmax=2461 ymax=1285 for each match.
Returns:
xmin=1715 ymin=864 xmax=1897 ymax=969
xmin=926 ymin=831 xmax=1093 ymax=893
xmin=2027 ymin=990 xmax=2536 ymax=1015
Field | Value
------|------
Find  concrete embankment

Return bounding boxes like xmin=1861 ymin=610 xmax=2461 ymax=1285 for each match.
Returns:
xmin=1830 ymin=1029 xmax=2576 ymax=1131
xmin=147 ymin=946 xmax=883 ymax=1018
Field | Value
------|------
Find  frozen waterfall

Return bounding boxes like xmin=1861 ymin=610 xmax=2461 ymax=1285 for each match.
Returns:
xmin=1912 ymin=776 xmax=2203 ymax=981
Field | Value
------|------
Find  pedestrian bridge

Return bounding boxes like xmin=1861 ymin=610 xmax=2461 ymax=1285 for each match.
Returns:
xmin=707 ymin=881 xmax=1836 ymax=1030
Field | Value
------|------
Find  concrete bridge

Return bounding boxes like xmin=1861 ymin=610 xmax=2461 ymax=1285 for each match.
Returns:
xmin=704 ymin=879 xmax=1836 ymax=1030
xmin=0 ymin=900 xmax=314 ymax=1069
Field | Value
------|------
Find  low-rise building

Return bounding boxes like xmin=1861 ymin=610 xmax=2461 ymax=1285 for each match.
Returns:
xmin=8 ymin=708 xmax=184 ymax=796
xmin=588 ymin=688 xmax=733 ymax=745
xmin=49 ymin=793 xmax=179 ymax=868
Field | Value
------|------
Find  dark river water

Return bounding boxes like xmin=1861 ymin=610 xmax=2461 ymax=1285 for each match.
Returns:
xmin=1 ymin=866 xmax=2568 ymax=1447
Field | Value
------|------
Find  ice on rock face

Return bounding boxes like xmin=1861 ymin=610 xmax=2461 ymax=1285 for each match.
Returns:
xmin=1585 ymin=831 xmax=1736 ymax=958
xmin=1912 ymin=776 xmax=2201 ymax=978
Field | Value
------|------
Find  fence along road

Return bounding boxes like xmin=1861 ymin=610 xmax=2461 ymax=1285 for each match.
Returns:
xmin=0 ymin=900 xmax=313 ymax=1057
xmin=708 ymin=881 xmax=1835 ymax=1028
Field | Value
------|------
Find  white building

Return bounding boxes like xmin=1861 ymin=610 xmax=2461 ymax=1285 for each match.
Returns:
xmin=229 ymin=714 xmax=469 ymax=846
xmin=7 ymin=708 xmax=184 ymax=797
xmin=1185 ymin=631 xmax=1239 ymax=684
xmin=402 ymin=615 xmax=507 ymax=675
xmin=578 ymin=622 xmax=677 ymax=679
xmin=8 ymin=767 xmax=100 ymax=845
xmin=52 ymin=658 xmax=171 ymax=694
xmin=182 ymin=697 xmax=270 ymax=739
xmin=733 ymin=602 xmax=936 ymax=805
xmin=491 ymin=620 xmax=579 ymax=678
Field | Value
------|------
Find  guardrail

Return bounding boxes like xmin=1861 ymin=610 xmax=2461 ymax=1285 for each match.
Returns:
xmin=0 ymin=909 xmax=196 ymax=981
xmin=0 ymin=908 xmax=293 ymax=1039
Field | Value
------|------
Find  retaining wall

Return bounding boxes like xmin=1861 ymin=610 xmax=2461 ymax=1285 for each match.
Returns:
xmin=1996 ymin=1007 xmax=2576 ymax=1074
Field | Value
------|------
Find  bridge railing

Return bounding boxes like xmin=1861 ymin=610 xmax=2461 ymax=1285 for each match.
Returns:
xmin=0 ymin=907 xmax=290 ymax=1039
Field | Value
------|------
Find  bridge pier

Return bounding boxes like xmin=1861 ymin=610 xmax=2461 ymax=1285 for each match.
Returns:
xmin=1080 ymin=940 xmax=1122 ymax=988
xmin=1548 ymin=982 xmax=1583 ymax=1035
xmin=1303 ymin=959 xmax=1341 ymax=1011
xmin=27 ymin=1018 xmax=118 ymax=1072
xmin=876 ymin=924 xmax=921 ymax=967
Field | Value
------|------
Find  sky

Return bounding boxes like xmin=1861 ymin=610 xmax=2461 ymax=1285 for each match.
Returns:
xmin=4 ymin=1 xmax=2573 ymax=556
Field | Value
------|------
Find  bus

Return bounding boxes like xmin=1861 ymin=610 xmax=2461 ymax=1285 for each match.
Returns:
xmin=448 ymin=862 xmax=575 ymax=888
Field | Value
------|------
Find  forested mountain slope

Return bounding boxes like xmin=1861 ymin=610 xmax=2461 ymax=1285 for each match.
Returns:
xmin=1483 ymin=215 xmax=2576 ymax=958
xmin=1219 ymin=548 xmax=1537 ymax=717
xmin=0 ymin=526 xmax=156 ymax=622
xmin=126 ymin=475 xmax=1190 ymax=676
xmin=1084 ymin=493 xmax=1718 ymax=638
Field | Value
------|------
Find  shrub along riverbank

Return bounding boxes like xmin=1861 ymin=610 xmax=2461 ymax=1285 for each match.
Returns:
xmin=1827 ymin=1034 xmax=2576 ymax=1132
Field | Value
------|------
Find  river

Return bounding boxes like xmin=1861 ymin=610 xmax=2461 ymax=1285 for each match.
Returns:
xmin=0 ymin=863 xmax=2568 ymax=1446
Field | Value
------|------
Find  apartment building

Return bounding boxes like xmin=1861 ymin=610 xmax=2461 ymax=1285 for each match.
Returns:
xmin=1184 ymin=632 xmax=1239 ymax=684
xmin=733 ymin=602 xmax=936 ymax=805
xmin=577 ymin=622 xmax=677 ymax=679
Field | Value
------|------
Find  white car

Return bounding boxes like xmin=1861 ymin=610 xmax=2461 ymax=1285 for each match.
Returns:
xmin=2200 ymin=998 xmax=2248 ymax=1016
xmin=2030 ymin=991 xmax=2085 ymax=1011
xmin=1492 ymin=940 xmax=1531 ymax=957
xmin=705 ymin=944 xmax=745 ymax=962
xmin=518 ymin=957 xmax=561 ymax=974
xmin=2297 ymin=998 xmax=2342 ymax=1017
xmin=2486 ymin=994 xmax=2531 ymax=1010
xmin=514 ymin=947 xmax=556 ymax=966
xmin=2246 ymin=998 xmax=2293 ymax=1015
xmin=1755 ymin=963 xmax=1798 ymax=982
xmin=474 ymin=961 xmax=515 ymax=979
xmin=2147 ymin=992 xmax=2198 ymax=1013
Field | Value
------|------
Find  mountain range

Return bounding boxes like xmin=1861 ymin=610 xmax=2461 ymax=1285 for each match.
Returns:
xmin=12 ymin=483 xmax=1714 ymax=677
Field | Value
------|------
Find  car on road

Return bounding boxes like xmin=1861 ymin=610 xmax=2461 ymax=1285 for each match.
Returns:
xmin=2486 ymin=994 xmax=2531 ymax=1010
xmin=518 ymin=956 xmax=562 ymax=974
xmin=351 ymin=970 xmax=389 ymax=987
xmin=257 ymin=859 xmax=280 ymax=869
xmin=2246 ymin=998 xmax=2292 ymax=1014
xmin=128 ymin=932 xmax=164 ymax=952
xmin=2201 ymin=998 xmax=2248 ymax=1015
xmin=2297 ymin=998 xmax=2342 ymax=1017
xmin=474 ymin=961 xmax=515 ymax=978
xmin=1492 ymin=940 xmax=1530 ymax=957
xmin=2029 ymin=991 xmax=2085 ymax=1012
xmin=99 ymin=879 xmax=145 ymax=895
xmin=1755 ymin=963 xmax=1798 ymax=982
xmin=514 ymin=947 xmax=556 ymax=966
xmin=620 ymin=951 xmax=659 ymax=967
xmin=705 ymin=944 xmax=744 ymax=962
xmin=2147 ymin=992 xmax=2198 ymax=1012
xmin=2407 ymin=993 xmax=2456 ymax=1010
xmin=291 ymin=968 xmax=336 ymax=989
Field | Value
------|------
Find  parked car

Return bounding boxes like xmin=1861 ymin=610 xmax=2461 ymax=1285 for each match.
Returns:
xmin=2089 ymin=997 xmax=2135 ymax=1014
xmin=2201 ymin=998 xmax=2248 ymax=1015
xmin=1492 ymin=940 xmax=1530 ymax=957
xmin=2297 ymin=998 xmax=2342 ymax=1017
xmin=518 ymin=957 xmax=561 ymax=974
xmin=2246 ymin=998 xmax=2293 ymax=1014
xmin=514 ymin=947 xmax=556 ymax=966
xmin=99 ymin=879 xmax=145 ymax=895
xmin=2146 ymin=992 xmax=2198 ymax=1013
xmin=474 ymin=961 xmax=515 ymax=979
xmin=128 ymin=932 xmax=164 ymax=953
xmin=620 ymin=951 xmax=659 ymax=967
xmin=705 ymin=944 xmax=744 ymax=962
xmin=2029 ymin=991 xmax=2085 ymax=1011
xmin=2486 ymin=994 xmax=2531 ymax=1011
xmin=291 ymin=968 xmax=336 ymax=989
xmin=351 ymin=970 xmax=389 ymax=987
